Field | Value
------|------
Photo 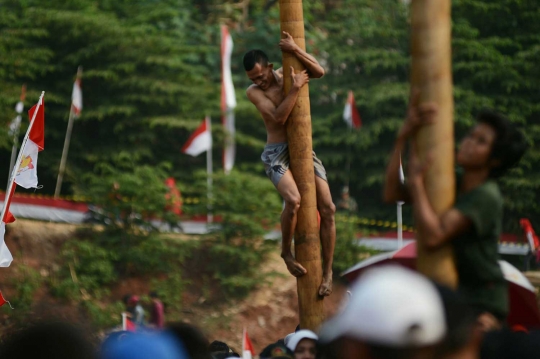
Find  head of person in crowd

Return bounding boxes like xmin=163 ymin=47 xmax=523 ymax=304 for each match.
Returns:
xmin=101 ymin=330 xmax=187 ymax=359
xmin=150 ymin=291 xmax=160 ymax=302
xmin=318 ymin=265 xmax=446 ymax=359
xmin=341 ymin=186 xmax=350 ymax=200
xmin=285 ymin=330 xmax=318 ymax=359
xmin=209 ymin=340 xmax=240 ymax=358
xmin=0 ymin=321 xmax=96 ymax=359
xmin=166 ymin=322 xmax=212 ymax=359
xmin=128 ymin=295 xmax=139 ymax=306
xmin=480 ymin=327 xmax=540 ymax=359
xmin=260 ymin=342 xmax=295 ymax=359
xmin=212 ymin=353 xmax=240 ymax=359
xmin=457 ymin=110 xmax=528 ymax=178
xmin=434 ymin=285 xmax=482 ymax=359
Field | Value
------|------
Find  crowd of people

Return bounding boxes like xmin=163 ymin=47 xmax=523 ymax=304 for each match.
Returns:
xmin=1 ymin=265 xmax=540 ymax=359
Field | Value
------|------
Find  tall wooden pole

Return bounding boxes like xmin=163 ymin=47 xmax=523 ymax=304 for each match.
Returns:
xmin=279 ymin=0 xmax=324 ymax=330
xmin=410 ymin=0 xmax=458 ymax=288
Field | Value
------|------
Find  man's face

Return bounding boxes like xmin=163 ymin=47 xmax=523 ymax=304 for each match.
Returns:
xmin=246 ymin=62 xmax=273 ymax=90
xmin=294 ymin=339 xmax=317 ymax=359
xmin=456 ymin=123 xmax=497 ymax=170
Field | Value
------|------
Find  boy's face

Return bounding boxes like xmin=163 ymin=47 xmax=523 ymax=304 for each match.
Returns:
xmin=294 ymin=339 xmax=317 ymax=359
xmin=246 ymin=62 xmax=274 ymax=90
xmin=456 ymin=123 xmax=497 ymax=169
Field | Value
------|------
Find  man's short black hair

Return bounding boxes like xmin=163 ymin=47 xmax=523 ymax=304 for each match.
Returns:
xmin=243 ymin=49 xmax=269 ymax=71
xmin=476 ymin=110 xmax=528 ymax=178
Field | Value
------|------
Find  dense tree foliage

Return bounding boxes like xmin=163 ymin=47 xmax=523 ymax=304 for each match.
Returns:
xmin=0 ymin=0 xmax=538 ymax=232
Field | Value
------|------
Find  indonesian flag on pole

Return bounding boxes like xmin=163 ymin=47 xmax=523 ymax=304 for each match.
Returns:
xmin=242 ymin=328 xmax=255 ymax=359
xmin=343 ymin=91 xmax=362 ymax=129
xmin=520 ymin=218 xmax=540 ymax=253
xmin=182 ymin=117 xmax=212 ymax=157
xmin=399 ymin=156 xmax=405 ymax=184
xmin=122 ymin=312 xmax=137 ymax=332
xmin=72 ymin=67 xmax=83 ymax=117
xmin=221 ymin=25 xmax=237 ymax=174
xmin=14 ymin=99 xmax=45 ymax=189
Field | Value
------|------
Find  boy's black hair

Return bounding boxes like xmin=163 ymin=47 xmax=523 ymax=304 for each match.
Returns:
xmin=243 ymin=49 xmax=269 ymax=71
xmin=476 ymin=110 xmax=528 ymax=178
xmin=209 ymin=340 xmax=228 ymax=353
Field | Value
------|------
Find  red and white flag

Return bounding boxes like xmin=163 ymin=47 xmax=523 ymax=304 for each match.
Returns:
xmin=1 ymin=93 xmax=45 ymax=267
xmin=343 ymin=91 xmax=362 ymax=129
xmin=14 ymin=99 xmax=45 ymax=189
xmin=221 ymin=25 xmax=237 ymax=174
xmin=520 ymin=218 xmax=540 ymax=254
xmin=0 ymin=187 xmax=16 ymax=268
xmin=122 ymin=312 xmax=137 ymax=332
xmin=242 ymin=328 xmax=255 ymax=359
xmin=182 ymin=117 xmax=212 ymax=157
xmin=72 ymin=67 xmax=83 ymax=117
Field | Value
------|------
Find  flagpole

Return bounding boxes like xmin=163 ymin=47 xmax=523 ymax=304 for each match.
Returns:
xmin=8 ymin=117 xmax=21 ymax=187
xmin=54 ymin=109 xmax=75 ymax=198
xmin=397 ymin=201 xmax=404 ymax=249
xmin=206 ymin=116 xmax=213 ymax=224
xmin=1 ymin=92 xmax=45 ymax=222
xmin=345 ymin=125 xmax=353 ymax=188
xmin=397 ymin=154 xmax=405 ymax=249
xmin=55 ymin=66 xmax=82 ymax=199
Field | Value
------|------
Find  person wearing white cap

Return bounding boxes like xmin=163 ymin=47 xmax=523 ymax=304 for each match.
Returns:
xmin=319 ymin=265 xmax=446 ymax=359
xmin=285 ymin=330 xmax=318 ymax=359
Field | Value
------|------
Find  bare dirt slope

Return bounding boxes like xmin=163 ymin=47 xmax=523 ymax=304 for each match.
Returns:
xmin=0 ymin=220 xmax=348 ymax=353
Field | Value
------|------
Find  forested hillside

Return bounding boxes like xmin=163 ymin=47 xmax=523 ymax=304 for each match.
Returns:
xmin=1 ymin=0 xmax=539 ymax=231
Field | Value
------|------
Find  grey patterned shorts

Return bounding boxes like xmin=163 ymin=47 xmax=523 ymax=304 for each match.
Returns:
xmin=261 ymin=143 xmax=328 ymax=187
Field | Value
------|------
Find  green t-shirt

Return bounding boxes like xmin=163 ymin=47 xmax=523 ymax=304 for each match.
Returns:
xmin=453 ymin=177 xmax=508 ymax=318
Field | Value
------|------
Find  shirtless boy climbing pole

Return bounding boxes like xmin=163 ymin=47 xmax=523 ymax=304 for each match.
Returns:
xmin=243 ymin=32 xmax=336 ymax=297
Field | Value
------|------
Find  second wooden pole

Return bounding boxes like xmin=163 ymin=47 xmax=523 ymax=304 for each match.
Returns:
xmin=410 ymin=0 xmax=458 ymax=288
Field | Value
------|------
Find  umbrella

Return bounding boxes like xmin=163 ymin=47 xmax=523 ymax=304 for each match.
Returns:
xmin=342 ymin=242 xmax=540 ymax=329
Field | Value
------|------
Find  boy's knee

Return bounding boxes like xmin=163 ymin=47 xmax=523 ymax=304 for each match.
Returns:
xmin=285 ymin=195 xmax=301 ymax=213
xmin=320 ymin=202 xmax=336 ymax=219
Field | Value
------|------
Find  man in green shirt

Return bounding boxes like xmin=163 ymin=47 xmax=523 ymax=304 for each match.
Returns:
xmin=383 ymin=92 xmax=528 ymax=330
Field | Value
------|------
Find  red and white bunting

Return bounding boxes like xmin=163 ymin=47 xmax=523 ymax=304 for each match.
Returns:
xmin=343 ymin=91 xmax=362 ymax=129
xmin=182 ymin=117 xmax=212 ymax=157
xmin=221 ymin=25 xmax=237 ymax=174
